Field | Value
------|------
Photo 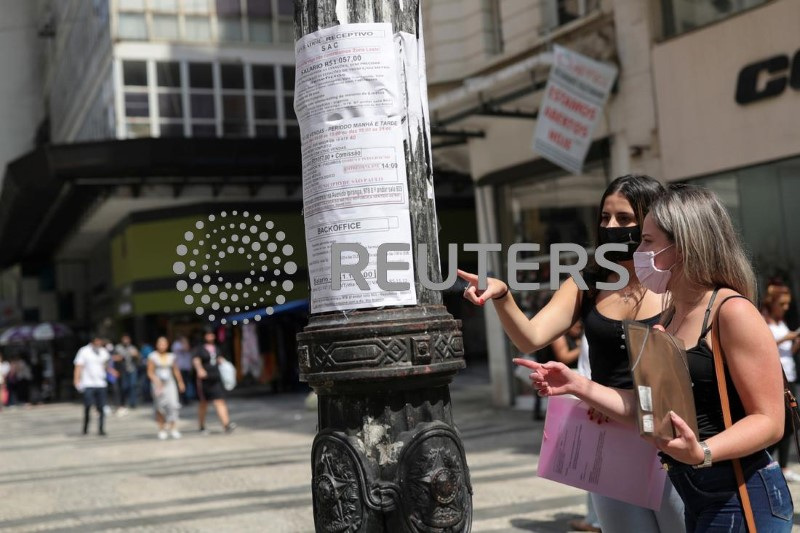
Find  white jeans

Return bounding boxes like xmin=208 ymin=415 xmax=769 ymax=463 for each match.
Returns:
xmin=591 ymin=477 xmax=685 ymax=533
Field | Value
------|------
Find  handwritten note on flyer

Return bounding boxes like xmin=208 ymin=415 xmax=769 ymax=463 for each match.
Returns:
xmin=537 ymin=396 xmax=667 ymax=510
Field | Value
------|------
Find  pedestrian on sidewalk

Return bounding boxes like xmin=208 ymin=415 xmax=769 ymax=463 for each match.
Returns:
xmin=73 ymin=334 xmax=115 ymax=436
xmin=459 ymin=175 xmax=685 ymax=532
xmin=761 ymin=279 xmax=800 ymax=482
xmin=0 ymin=352 xmax=8 ymax=410
xmin=519 ymin=184 xmax=792 ymax=532
xmin=193 ymin=328 xmax=236 ymax=434
xmin=114 ymin=334 xmax=140 ymax=415
xmin=147 ymin=336 xmax=185 ymax=440
xmin=172 ymin=335 xmax=194 ymax=405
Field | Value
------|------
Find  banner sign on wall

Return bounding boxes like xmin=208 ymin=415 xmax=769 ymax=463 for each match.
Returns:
xmin=533 ymin=45 xmax=618 ymax=175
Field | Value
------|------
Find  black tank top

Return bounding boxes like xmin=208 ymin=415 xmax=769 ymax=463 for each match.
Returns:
xmin=669 ymin=289 xmax=747 ymax=440
xmin=581 ymin=293 xmax=661 ymax=389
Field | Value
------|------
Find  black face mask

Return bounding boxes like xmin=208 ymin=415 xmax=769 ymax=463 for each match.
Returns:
xmin=598 ymin=226 xmax=641 ymax=262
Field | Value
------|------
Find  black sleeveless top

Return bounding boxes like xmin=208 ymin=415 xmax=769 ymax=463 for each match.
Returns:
xmin=581 ymin=292 xmax=661 ymax=389
xmin=668 ymin=289 xmax=747 ymax=440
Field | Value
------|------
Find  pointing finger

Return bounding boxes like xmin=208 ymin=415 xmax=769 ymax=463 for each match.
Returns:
xmin=456 ymin=269 xmax=478 ymax=283
xmin=512 ymin=357 xmax=540 ymax=371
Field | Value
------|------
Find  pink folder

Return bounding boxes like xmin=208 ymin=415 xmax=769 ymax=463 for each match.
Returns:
xmin=537 ymin=395 xmax=667 ymax=510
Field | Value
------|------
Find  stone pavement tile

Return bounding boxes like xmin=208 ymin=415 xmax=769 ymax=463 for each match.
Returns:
xmin=2 ymin=378 xmax=800 ymax=532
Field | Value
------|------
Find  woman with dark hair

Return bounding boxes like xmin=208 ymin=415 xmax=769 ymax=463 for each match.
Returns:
xmin=521 ymin=184 xmax=792 ymax=531
xmin=459 ymin=175 xmax=685 ymax=532
xmin=193 ymin=328 xmax=236 ymax=434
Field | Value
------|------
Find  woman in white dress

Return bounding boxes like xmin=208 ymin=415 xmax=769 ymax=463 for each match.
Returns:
xmin=147 ymin=337 xmax=185 ymax=440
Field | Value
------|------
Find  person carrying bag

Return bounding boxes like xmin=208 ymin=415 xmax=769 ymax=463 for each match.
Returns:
xmin=517 ymin=185 xmax=793 ymax=532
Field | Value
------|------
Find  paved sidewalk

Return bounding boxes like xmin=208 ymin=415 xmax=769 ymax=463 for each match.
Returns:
xmin=1 ymin=367 xmax=799 ymax=532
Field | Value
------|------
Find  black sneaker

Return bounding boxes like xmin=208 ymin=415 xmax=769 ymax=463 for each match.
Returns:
xmin=224 ymin=422 xmax=237 ymax=434
xmin=98 ymin=430 xmax=107 ymax=437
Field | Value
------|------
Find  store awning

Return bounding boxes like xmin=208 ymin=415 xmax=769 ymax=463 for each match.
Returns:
xmin=0 ymin=136 xmax=302 ymax=268
xmin=223 ymin=299 xmax=309 ymax=324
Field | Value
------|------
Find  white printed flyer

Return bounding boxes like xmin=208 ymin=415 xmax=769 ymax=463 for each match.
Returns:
xmin=294 ymin=23 xmax=417 ymax=313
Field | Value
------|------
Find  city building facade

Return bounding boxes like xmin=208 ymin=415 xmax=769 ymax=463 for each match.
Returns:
xmin=421 ymin=0 xmax=786 ymax=406
xmin=0 ymin=0 xmax=477 ymax=398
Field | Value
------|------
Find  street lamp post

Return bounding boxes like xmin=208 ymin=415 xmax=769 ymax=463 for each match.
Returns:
xmin=294 ymin=1 xmax=473 ymax=531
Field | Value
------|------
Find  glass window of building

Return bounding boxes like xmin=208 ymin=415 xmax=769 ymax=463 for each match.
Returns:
xmin=190 ymin=94 xmax=215 ymax=119
xmin=220 ymin=64 xmax=247 ymax=136
xmin=254 ymin=94 xmax=277 ymax=119
xmin=155 ymin=61 xmax=183 ymax=135
xmin=690 ymin=156 xmax=800 ymax=298
xmin=216 ymin=0 xmax=244 ymax=41
xmin=276 ymin=0 xmax=294 ymax=42
xmin=247 ymin=0 xmax=272 ymax=42
xmin=661 ymin=0 xmax=768 ymax=38
xmin=118 ymin=13 xmax=148 ymax=40
xmin=184 ymin=0 xmax=211 ymax=13
xmin=158 ymin=93 xmax=183 ymax=118
xmin=122 ymin=60 xmax=151 ymax=138
xmin=222 ymin=95 xmax=247 ymax=136
xmin=282 ymin=65 xmax=297 ymax=126
xmin=185 ymin=15 xmax=212 ymax=40
xmin=126 ymin=122 xmax=151 ymax=137
xmin=189 ymin=63 xmax=214 ymax=88
xmin=156 ymin=62 xmax=181 ymax=87
xmin=119 ymin=0 xmax=146 ymax=10
xmin=189 ymin=62 xmax=216 ymax=136
xmin=481 ymin=0 xmax=503 ymax=55
xmin=151 ymin=0 xmax=179 ymax=11
xmin=152 ymin=14 xmax=180 ymax=40
xmin=221 ymin=64 xmax=245 ymax=89
xmin=123 ymin=61 xmax=148 ymax=86
xmin=159 ymin=122 xmax=185 ymax=137
xmin=124 ymin=93 xmax=149 ymax=117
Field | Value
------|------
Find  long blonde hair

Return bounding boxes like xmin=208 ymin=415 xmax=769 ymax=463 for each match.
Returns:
xmin=649 ymin=184 xmax=756 ymax=303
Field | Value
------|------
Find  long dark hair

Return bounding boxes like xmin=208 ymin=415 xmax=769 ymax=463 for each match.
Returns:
xmin=585 ymin=174 xmax=664 ymax=285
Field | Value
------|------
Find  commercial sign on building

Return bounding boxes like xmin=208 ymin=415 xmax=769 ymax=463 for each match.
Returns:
xmin=653 ymin=0 xmax=800 ymax=180
xmin=532 ymin=45 xmax=618 ymax=175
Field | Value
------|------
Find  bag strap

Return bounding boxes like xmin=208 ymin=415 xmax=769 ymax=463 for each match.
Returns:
xmin=709 ymin=294 xmax=757 ymax=532
xmin=782 ymin=373 xmax=800 ymax=460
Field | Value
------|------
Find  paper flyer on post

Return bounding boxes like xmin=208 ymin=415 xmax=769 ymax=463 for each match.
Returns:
xmin=294 ymin=23 xmax=417 ymax=313
xmin=537 ymin=395 xmax=667 ymax=510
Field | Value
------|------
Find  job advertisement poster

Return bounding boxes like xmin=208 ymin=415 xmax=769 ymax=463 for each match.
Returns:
xmin=533 ymin=45 xmax=618 ymax=175
xmin=295 ymin=23 xmax=417 ymax=313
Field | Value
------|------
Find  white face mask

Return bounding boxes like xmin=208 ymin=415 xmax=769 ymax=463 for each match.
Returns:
xmin=633 ymin=244 xmax=675 ymax=294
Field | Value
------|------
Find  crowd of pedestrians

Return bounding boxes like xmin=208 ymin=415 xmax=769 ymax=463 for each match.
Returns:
xmin=70 ymin=328 xmax=236 ymax=439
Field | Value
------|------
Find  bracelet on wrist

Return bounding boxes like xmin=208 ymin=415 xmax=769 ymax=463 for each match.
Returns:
xmin=492 ymin=286 xmax=509 ymax=300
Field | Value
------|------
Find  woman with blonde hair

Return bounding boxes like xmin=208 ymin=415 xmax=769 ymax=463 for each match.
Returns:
xmin=519 ymin=184 xmax=792 ymax=531
xmin=147 ymin=336 xmax=185 ymax=440
xmin=460 ymin=174 xmax=685 ymax=532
